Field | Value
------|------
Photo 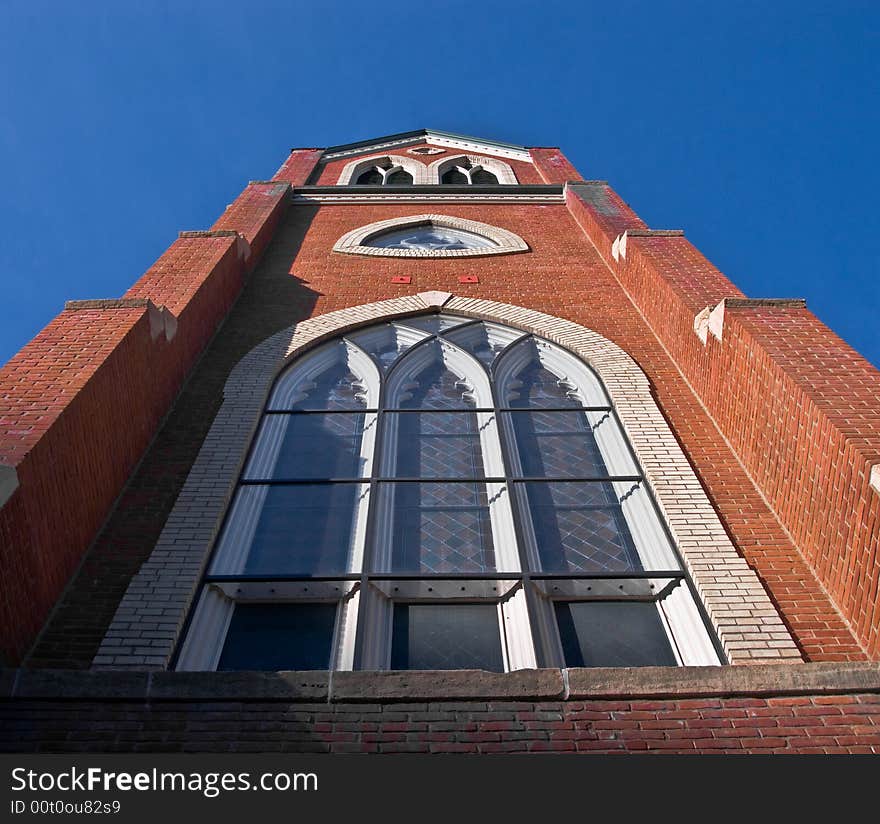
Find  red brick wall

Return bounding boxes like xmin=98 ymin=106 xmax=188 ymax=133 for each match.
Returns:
xmin=273 ymin=149 xmax=328 ymax=185
xmin=531 ymin=147 xmax=584 ymax=183
xmin=2 ymin=139 xmax=878 ymax=673
xmin=236 ymin=200 xmax=866 ymax=662
xmin=2 ymin=693 xmax=877 ymax=753
xmin=0 ymin=165 xmax=315 ymax=664
xmin=565 ymin=185 xmax=880 ymax=658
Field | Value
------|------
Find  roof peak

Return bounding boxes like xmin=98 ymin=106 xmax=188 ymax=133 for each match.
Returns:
xmin=308 ymin=129 xmax=534 ymax=162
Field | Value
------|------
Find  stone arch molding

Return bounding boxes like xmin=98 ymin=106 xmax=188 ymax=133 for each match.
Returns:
xmin=332 ymin=214 xmax=530 ymax=258
xmin=94 ymin=294 xmax=801 ymax=670
xmin=429 ymin=154 xmax=518 ymax=185
xmin=337 ymin=154 xmax=431 ymax=185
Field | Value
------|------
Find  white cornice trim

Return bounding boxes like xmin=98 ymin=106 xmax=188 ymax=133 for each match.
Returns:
xmin=292 ymin=194 xmax=564 ymax=204
xmin=323 ymin=132 xmax=532 ymax=163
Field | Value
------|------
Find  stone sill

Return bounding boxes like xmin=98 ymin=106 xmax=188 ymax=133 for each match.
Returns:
xmin=2 ymin=663 xmax=879 ymax=703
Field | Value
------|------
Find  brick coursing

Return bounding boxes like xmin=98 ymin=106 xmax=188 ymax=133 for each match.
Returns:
xmin=566 ymin=183 xmax=880 ymax=658
xmin=2 ymin=138 xmax=876 ymax=699
xmin=0 ymin=174 xmax=309 ymax=665
xmin=19 ymin=197 xmax=869 ymax=668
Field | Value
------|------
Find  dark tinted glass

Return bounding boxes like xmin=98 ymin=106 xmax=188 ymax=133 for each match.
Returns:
xmin=506 ymin=410 xmax=609 ymax=477
xmin=377 ymin=482 xmax=496 ymax=573
xmin=391 ymin=604 xmax=503 ymax=671
xmin=555 ymin=601 xmax=677 ymax=667
xmin=470 ymin=169 xmax=498 ymax=184
xmin=246 ymin=413 xmax=366 ymax=479
xmin=356 ymin=168 xmax=383 ymax=185
xmin=238 ymin=484 xmax=367 ymax=575
xmin=442 ymin=169 xmax=469 ymax=184
xmin=385 ymin=169 xmax=413 ymax=184
xmin=388 ymin=412 xmax=485 ymax=478
xmin=217 ymin=603 xmax=337 ymax=671
xmin=521 ymin=482 xmax=642 ymax=573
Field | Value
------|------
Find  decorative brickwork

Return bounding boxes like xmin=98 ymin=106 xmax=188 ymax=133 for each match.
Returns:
xmin=332 ymin=214 xmax=530 ymax=258
xmin=336 ymin=154 xmax=431 ymax=185
xmin=428 ymin=154 xmax=518 ymax=185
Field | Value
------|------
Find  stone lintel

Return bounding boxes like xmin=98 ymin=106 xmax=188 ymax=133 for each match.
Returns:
xmin=3 ymin=663 xmax=877 ymax=703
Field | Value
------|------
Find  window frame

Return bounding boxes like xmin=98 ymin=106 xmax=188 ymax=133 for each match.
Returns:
xmin=176 ymin=314 xmax=724 ymax=672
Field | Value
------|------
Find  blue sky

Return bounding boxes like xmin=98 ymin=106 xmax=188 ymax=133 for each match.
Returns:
xmin=1 ymin=1 xmax=878 ymax=366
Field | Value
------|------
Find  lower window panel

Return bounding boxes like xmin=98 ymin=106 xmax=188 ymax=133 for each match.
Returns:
xmin=390 ymin=603 xmax=504 ymax=672
xmin=217 ymin=603 xmax=338 ymax=671
xmin=554 ymin=600 xmax=678 ymax=668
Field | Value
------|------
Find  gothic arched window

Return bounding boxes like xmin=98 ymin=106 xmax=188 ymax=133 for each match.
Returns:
xmin=441 ymin=162 xmax=499 ymax=185
xmin=176 ymin=315 xmax=721 ymax=672
xmin=355 ymin=162 xmax=414 ymax=185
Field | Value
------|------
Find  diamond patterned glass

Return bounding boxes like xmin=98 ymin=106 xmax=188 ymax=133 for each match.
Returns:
xmin=504 ymin=358 xmax=584 ymax=408
xmin=393 ymin=360 xmax=478 ymax=409
xmin=386 ymin=412 xmax=485 ymax=478
xmin=391 ymin=604 xmax=504 ymax=671
xmin=244 ymin=413 xmax=368 ymax=480
xmin=520 ymin=481 xmax=644 ymax=573
xmin=375 ymin=482 xmax=497 ymax=573
xmin=506 ymin=410 xmax=610 ymax=477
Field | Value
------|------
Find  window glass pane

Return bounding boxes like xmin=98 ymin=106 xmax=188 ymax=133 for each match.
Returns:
xmin=391 ymin=604 xmax=504 ymax=671
xmin=470 ymin=169 xmax=498 ymax=184
xmin=521 ymin=481 xmax=645 ymax=573
xmin=504 ymin=359 xmax=585 ymax=408
xmin=385 ymin=169 xmax=413 ymax=184
xmin=444 ymin=321 xmax=523 ymax=370
xmin=365 ymin=226 xmax=495 ymax=250
xmin=268 ymin=359 xmax=367 ymax=411
xmin=346 ymin=323 xmax=427 ymax=373
xmin=505 ymin=410 xmax=637 ymax=478
xmin=386 ymin=412 xmax=485 ymax=478
xmin=555 ymin=601 xmax=677 ymax=667
xmin=244 ymin=413 xmax=369 ymax=480
xmin=395 ymin=314 xmax=473 ymax=335
xmin=217 ymin=603 xmax=337 ymax=670
xmin=441 ymin=169 xmax=470 ymax=185
xmin=355 ymin=168 xmax=383 ymax=185
xmin=211 ymin=484 xmax=368 ymax=576
xmin=374 ymin=482 xmax=497 ymax=573
xmin=392 ymin=358 xmax=478 ymax=409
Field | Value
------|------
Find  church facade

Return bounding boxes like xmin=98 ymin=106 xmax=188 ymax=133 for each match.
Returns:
xmin=1 ymin=130 xmax=878 ymax=753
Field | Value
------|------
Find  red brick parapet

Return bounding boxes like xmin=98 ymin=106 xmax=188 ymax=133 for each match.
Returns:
xmin=567 ymin=183 xmax=880 ymax=659
xmin=0 ymin=181 xmax=292 ymax=664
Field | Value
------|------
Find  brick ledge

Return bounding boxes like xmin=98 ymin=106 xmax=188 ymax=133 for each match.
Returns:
xmin=2 ymin=663 xmax=878 ymax=704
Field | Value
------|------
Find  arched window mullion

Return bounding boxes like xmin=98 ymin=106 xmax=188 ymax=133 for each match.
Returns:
xmin=178 ymin=313 xmax=723 ymax=673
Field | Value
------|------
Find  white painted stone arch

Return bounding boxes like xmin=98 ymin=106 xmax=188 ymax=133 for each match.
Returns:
xmin=94 ymin=293 xmax=801 ymax=670
xmin=429 ymin=154 xmax=518 ymax=185
xmin=337 ymin=154 xmax=430 ymax=185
